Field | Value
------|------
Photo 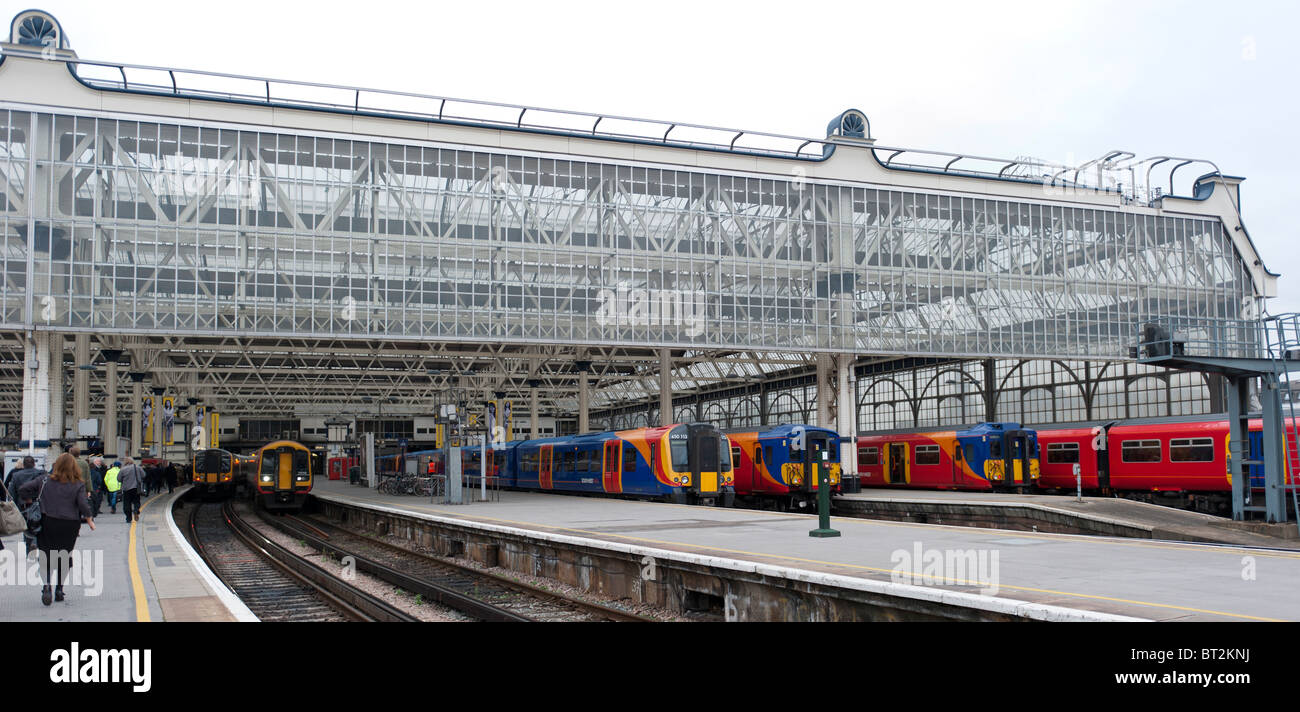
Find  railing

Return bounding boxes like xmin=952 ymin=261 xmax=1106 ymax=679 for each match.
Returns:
xmin=1134 ymin=317 xmax=1267 ymax=361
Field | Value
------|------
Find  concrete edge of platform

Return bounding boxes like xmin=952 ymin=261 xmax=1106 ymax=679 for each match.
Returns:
xmin=838 ymin=494 xmax=1157 ymax=534
xmin=313 ymin=491 xmax=1148 ymax=623
xmin=159 ymin=487 xmax=259 ymax=622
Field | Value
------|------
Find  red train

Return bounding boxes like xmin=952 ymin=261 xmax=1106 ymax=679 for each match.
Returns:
xmin=1035 ymin=416 xmax=1300 ymax=513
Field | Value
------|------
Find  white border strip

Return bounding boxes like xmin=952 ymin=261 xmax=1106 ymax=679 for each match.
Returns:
xmin=840 ymin=494 xmax=1158 ymax=533
xmin=163 ymin=486 xmax=260 ymax=622
xmin=314 ymin=491 xmax=1147 ymax=622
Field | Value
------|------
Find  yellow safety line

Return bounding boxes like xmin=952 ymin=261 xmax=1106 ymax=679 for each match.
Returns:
xmin=387 ymin=501 xmax=1287 ymax=622
xmin=127 ymin=492 xmax=161 ymax=623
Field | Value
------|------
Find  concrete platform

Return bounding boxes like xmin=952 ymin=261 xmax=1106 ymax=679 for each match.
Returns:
xmin=836 ymin=489 xmax=1300 ymax=548
xmin=0 ymin=485 xmax=254 ymax=622
xmin=314 ymin=479 xmax=1300 ymax=621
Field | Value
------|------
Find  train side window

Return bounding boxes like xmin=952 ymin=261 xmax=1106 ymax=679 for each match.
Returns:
xmin=1170 ymin=437 xmax=1214 ymax=462
xmin=857 ymin=446 xmax=879 ymax=467
xmin=1046 ymin=442 xmax=1080 ymax=464
xmin=622 ymin=445 xmax=637 ymax=472
xmin=1121 ymin=439 xmax=1162 ymax=463
xmin=915 ymin=444 xmax=940 ymax=466
xmin=754 ymin=447 xmax=763 ymax=466
xmin=764 ymin=445 xmax=772 ymax=465
xmin=731 ymin=446 xmax=742 ymax=466
xmin=650 ymin=443 xmax=657 ymax=468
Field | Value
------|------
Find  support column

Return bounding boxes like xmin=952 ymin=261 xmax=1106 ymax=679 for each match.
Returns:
xmin=1259 ymin=373 xmax=1287 ymax=523
xmin=48 ymin=334 xmax=65 ymax=453
xmin=578 ymin=371 xmax=590 ymax=434
xmin=528 ymin=379 xmax=540 ymax=440
xmin=836 ymin=355 xmax=857 ymax=478
xmin=659 ymin=348 xmax=672 ymax=427
xmin=73 ymin=334 xmax=90 ymax=435
xmin=129 ymin=372 xmax=146 ymax=458
xmin=101 ymin=349 xmax=122 ymax=458
xmin=152 ymin=386 xmax=166 ymax=459
xmin=816 ymin=353 xmax=833 ymax=428
xmin=21 ymin=332 xmax=52 ymax=456
xmin=983 ymin=359 xmax=997 ymax=422
xmin=1227 ymin=377 xmax=1250 ymax=520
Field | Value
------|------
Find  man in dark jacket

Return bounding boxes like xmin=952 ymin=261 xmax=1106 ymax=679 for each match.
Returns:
xmin=117 ymin=457 xmax=146 ymax=523
xmin=3 ymin=456 xmax=46 ymax=554
xmin=164 ymin=461 xmax=177 ymax=494
xmin=88 ymin=456 xmax=107 ymax=516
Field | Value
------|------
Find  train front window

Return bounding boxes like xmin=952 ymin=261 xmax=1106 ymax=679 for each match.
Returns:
xmin=718 ymin=439 xmax=731 ymax=472
xmin=670 ymin=441 xmax=689 ymax=471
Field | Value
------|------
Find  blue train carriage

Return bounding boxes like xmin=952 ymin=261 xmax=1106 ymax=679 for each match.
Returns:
xmin=726 ymin=424 xmax=843 ymax=510
xmin=498 ymin=423 xmax=736 ymax=506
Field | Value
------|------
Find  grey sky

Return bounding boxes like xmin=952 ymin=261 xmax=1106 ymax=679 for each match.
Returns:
xmin=20 ymin=0 xmax=1299 ymax=311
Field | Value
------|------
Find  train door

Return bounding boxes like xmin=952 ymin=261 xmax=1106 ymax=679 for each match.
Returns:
xmin=886 ymin=442 xmax=908 ymax=484
xmin=275 ymin=450 xmax=292 ymax=491
xmin=603 ymin=440 xmax=622 ymax=493
xmin=1006 ymin=431 xmax=1034 ymax=486
xmin=804 ymin=431 xmax=835 ymax=491
xmin=688 ymin=424 xmax=720 ymax=495
xmin=952 ymin=440 xmax=964 ymax=484
xmin=540 ymin=445 xmax=553 ymax=489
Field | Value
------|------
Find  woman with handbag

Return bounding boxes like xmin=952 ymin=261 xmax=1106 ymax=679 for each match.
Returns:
xmin=19 ymin=453 xmax=95 ymax=606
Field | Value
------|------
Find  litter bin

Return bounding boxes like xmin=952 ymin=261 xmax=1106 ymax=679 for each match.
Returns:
xmin=841 ymin=473 xmax=861 ymax=494
xmin=348 ymin=465 xmax=361 ymax=485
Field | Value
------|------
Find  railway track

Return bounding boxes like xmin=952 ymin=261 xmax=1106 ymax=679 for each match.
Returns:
xmin=185 ymin=498 xmax=417 ymax=622
xmin=264 ymin=512 xmax=650 ymax=622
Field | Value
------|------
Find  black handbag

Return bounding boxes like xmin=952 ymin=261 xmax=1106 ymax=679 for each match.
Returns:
xmin=22 ymin=476 xmax=47 ymax=535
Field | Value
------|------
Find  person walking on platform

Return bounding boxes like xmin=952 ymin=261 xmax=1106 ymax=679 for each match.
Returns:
xmin=117 ymin=457 xmax=145 ymax=524
xmin=104 ymin=461 xmax=121 ymax=515
xmin=164 ymin=461 xmax=177 ymax=494
xmin=19 ymin=453 xmax=95 ymax=606
xmin=4 ymin=456 xmax=46 ymax=555
xmin=88 ymin=457 xmax=107 ymax=517
xmin=69 ymin=445 xmax=92 ymax=497
xmin=145 ymin=461 xmax=161 ymax=497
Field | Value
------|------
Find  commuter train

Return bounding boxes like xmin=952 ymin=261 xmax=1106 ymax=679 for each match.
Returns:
xmin=244 ymin=440 xmax=314 ymax=511
xmin=1035 ymin=416 xmax=1300 ymax=513
xmin=191 ymin=448 xmax=242 ymax=497
xmin=382 ymin=423 xmax=736 ymax=505
xmin=725 ymin=424 xmax=842 ymax=510
xmin=855 ymin=422 xmax=1041 ymax=491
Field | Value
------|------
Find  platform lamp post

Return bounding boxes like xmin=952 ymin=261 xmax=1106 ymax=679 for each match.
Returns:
xmin=809 ymin=441 xmax=841 ymax=537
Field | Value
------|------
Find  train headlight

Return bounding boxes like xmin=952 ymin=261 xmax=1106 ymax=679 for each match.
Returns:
xmin=791 ymin=476 xmax=802 ymax=486
xmin=673 ymin=477 xmax=681 ymax=484
xmin=260 ymin=475 xmax=272 ymax=483
xmin=681 ymin=475 xmax=690 ymax=486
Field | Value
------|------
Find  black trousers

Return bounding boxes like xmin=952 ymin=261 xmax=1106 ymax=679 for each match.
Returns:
xmin=121 ymin=488 xmax=141 ymax=522
xmin=37 ymin=516 xmax=81 ymax=587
